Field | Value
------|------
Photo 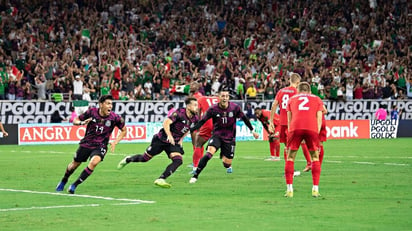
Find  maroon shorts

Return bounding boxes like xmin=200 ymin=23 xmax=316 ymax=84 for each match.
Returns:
xmin=288 ymin=130 xmax=320 ymax=151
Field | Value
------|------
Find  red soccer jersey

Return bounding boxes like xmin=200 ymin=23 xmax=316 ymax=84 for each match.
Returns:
xmin=192 ymin=92 xmax=203 ymax=100
xmin=258 ymin=109 xmax=280 ymax=132
xmin=274 ymin=86 xmax=297 ymax=125
xmin=287 ymin=93 xmax=324 ymax=133
xmin=198 ymin=96 xmax=219 ymax=116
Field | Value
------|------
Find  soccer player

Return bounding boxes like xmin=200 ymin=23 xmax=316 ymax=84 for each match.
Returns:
xmin=117 ymin=97 xmax=199 ymax=188
xmin=284 ymin=82 xmax=324 ymax=198
xmin=269 ymin=73 xmax=312 ymax=170
xmin=191 ymin=94 xmax=219 ymax=173
xmin=189 ymin=89 xmax=259 ymax=184
xmin=188 ymin=82 xmax=203 ymax=168
xmin=55 ymin=95 xmax=127 ymax=194
xmin=254 ymin=108 xmax=281 ymax=161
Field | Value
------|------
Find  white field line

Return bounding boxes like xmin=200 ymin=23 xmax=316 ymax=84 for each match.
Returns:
xmin=0 ymin=188 xmax=155 ymax=204
xmin=384 ymin=163 xmax=409 ymax=166
xmin=0 ymin=204 xmax=100 ymax=212
xmin=353 ymin=162 xmax=376 ymax=165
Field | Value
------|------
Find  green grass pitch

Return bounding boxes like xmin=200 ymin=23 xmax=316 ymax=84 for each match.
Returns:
xmin=0 ymin=139 xmax=411 ymax=231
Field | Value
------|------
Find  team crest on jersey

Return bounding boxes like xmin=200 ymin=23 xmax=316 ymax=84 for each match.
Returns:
xmin=182 ymin=120 xmax=186 ymax=124
xmin=105 ymin=120 xmax=111 ymax=127
xmin=228 ymin=112 xmax=233 ymax=117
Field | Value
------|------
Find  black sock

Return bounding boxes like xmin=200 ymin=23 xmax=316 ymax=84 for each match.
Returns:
xmin=193 ymin=152 xmax=213 ymax=178
xmin=159 ymin=156 xmax=183 ymax=179
xmin=128 ymin=153 xmax=151 ymax=163
xmin=223 ymin=162 xmax=231 ymax=168
xmin=73 ymin=167 xmax=94 ymax=186
xmin=61 ymin=167 xmax=75 ymax=183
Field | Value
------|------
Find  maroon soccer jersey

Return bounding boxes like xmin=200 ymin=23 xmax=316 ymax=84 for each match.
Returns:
xmin=274 ymin=86 xmax=297 ymax=125
xmin=287 ymin=93 xmax=323 ymax=133
xmin=157 ymin=108 xmax=199 ymax=143
xmin=78 ymin=107 xmax=125 ymax=149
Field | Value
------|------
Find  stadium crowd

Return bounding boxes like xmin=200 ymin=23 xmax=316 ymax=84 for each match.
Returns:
xmin=0 ymin=0 xmax=410 ymax=102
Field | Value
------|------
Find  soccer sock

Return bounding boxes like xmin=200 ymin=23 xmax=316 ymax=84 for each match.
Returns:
xmin=73 ymin=167 xmax=93 ymax=186
xmin=159 ymin=156 xmax=183 ymax=179
xmin=301 ymin=143 xmax=311 ymax=166
xmin=319 ymin=145 xmax=324 ymax=165
xmin=283 ymin=147 xmax=288 ymax=160
xmin=269 ymin=141 xmax=275 ymax=156
xmin=61 ymin=167 xmax=75 ymax=183
xmin=285 ymin=161 xmax=294 ymax=185
xmin=128 ymin=153 xmax=151 ymax=163
xmin=193 ymin=147 xmax=203 ymax=168
xmin=274 ymin=140 xmax=280 ymax=157
xmin=193 ymin=152 xmax=213 ymax=178
xmin=311 ymin=161 xmax=321 ymax=186
xmin=223 ymin=162 xmax=231 ymax=168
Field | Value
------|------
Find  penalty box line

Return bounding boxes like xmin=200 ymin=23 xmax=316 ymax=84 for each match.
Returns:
xmin=0 ymin=188 xmax=155 ymax=204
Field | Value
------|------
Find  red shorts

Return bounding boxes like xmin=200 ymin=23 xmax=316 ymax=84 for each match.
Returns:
xmin=198 ymin=120 xmax=213 ymax=140
xmin=279 ymin=125 xmax=288 ymax=143
xmin=287 ymin=130 xmax=320 ymax=151
xmin=319 ymin=125 xmax=327 ymax=142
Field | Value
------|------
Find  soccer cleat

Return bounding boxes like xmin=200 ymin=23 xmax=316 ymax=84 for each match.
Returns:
xmin=303 ymin=165 xmax=312 ymax=172
xmin=274 ymin=157 xmax=281 ymax=161
xmin=154 ymin=178 xmax=171 ymax=188
xmin=189 ymin=168 xmax=197 ymax=175
xmin=117 ymin=156 xmax=131 ymax=170
xmin=55 ymin=181 xmax=66 ymax=191
xmin=68 ymin=184 xmax=76 ymax=194
xmin=284 ymin=191 xmax=294 ymax=198
xmin=226 ymin=167 xmax=233 ymax=173
xmin=293 ymin=171 xmax=301 ymax=177
xmin=189 ymin=177 xmax=197 ymax=184
xmin=312 ymin=190 xmax=321 ymax=198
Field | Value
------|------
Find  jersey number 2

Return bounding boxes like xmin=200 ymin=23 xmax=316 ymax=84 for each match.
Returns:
xmin=298 ymin=97 xmax=309 ymax=111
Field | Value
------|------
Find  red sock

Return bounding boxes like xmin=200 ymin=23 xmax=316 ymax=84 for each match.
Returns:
xmin=274 ymin=140 xmax=280 ymax=157
xmin=283 ymin=147 xmax=288 ymax=160
xmin=193 ymin=147 xmax=203 ymax=168
xmin=319 ymin=145 xmax=324 ymax=165
xmin=269 ymin=141 xmax=275 ymax=156
xmin=311 ymin=161 xmax=321 ymax=186
xmin=285 ymin=161 xmax=295 ymax=184
xmin=301 ymin=143 xmax=311 ymax=166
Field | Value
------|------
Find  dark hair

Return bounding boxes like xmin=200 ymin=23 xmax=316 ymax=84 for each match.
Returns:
xmin=185 ymin=97 xmax=197 ymax=105
xmin=99 ymin=95 xmax=113 ymax=103
xmin=167 ymin=104 xmax=174 ymax=111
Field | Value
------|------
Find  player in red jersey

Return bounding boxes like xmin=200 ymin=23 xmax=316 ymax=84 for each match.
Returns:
xmin=285 ymin=82 xmax=324 ymax=198
xmin=319 ymin=106 xmax=327 ymax=165
xmin=254 ymin=108 xmax=281 ymax=161
xmin=188 ymin=82 xmax=203 ymax=168
xmin=269 ymin=73 xmax=312 ymax=169
xmin=191 ymin=95 xmax=219 ymax=173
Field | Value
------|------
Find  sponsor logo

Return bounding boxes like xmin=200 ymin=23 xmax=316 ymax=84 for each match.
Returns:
xmin=325 ymin=120 xmax=370 ymax=139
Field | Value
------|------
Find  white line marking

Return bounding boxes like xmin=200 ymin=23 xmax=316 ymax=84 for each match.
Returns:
xmin=353 ymin=162 xmax=375 ymax=165
xmin=325 ymin=160 xmax=343 ymax=163
xmin=384 ymin=163 xmax=409 ymax=166
xmin=0 ymin=188 xmax=155 ymax=204
xmin=0 ymin=204 xmax=100 ymax=212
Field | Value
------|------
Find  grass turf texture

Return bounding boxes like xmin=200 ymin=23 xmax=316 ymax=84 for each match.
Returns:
xmin=0 ymin=139 xmax=411 ymax=231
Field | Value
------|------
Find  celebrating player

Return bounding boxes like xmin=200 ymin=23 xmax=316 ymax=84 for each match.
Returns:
xmin=117 ymin=97 xmax=199 ymax=188
xmin=189 ymin=89 xmax=259 ymax=184
xmin=254 ymin=108 xmax=281 ymax=161
xmin=284 ymin=82 xmax=324 ymax=198
xmin=55 ymin=95 xmax=127 ymax=194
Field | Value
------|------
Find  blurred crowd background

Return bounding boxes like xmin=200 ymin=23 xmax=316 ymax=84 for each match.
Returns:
xmin=0 ymin=0 xmax=410 ymax=102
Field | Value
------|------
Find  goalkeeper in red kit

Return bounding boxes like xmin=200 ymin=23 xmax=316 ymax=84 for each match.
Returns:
xmin=254 ymin=108 xmax=281 ymax=161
